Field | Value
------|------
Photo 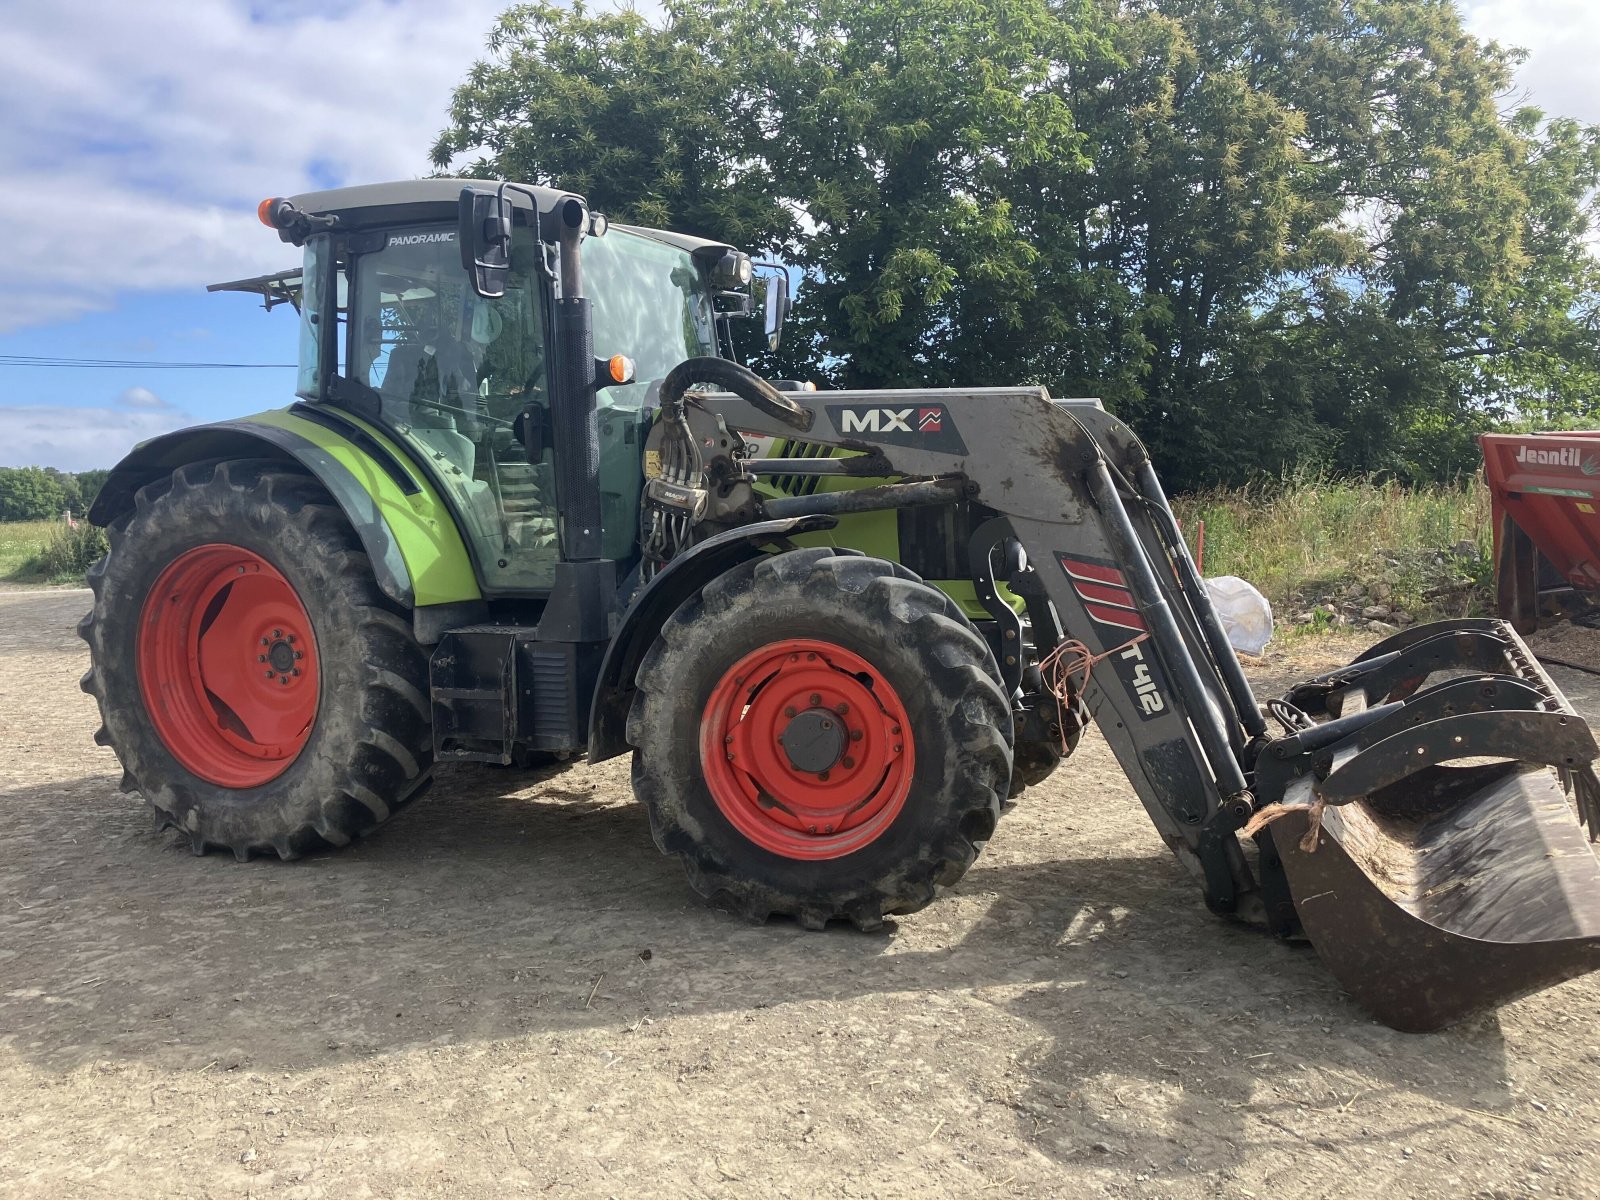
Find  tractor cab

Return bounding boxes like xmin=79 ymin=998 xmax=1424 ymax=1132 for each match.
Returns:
xmin=213 ymin=179 xmax=753 ymax=596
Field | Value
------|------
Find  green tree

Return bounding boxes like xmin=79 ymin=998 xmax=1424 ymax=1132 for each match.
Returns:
xmin=0 ymin=467 xmax=69 ymax=522
xmin=435 ymin=0 xmax=1600 ymax=487
xmin=431 ymin=1 xmax=792 ymax=248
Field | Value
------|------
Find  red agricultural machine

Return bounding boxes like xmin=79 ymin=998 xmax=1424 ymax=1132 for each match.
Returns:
xmin=1483 ymin=431 xmax=1600 ymax=631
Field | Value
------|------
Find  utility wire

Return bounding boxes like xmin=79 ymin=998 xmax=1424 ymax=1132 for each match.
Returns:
xmin=0 ymin=354 xmax=294 ymax=369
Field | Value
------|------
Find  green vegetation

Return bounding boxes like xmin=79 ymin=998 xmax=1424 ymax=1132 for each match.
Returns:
xmin=0 ymin=520 xmax=108 ymax=585
xmin=437 ymin=0 xmax=1600 ymax=491
xmin=0 ymin=466 xmax=107 ymax=522
xmin=1173 ymin=476 xmax=1493 ymax=629
xmin=0 ymin=521 xmax=56 ymax=581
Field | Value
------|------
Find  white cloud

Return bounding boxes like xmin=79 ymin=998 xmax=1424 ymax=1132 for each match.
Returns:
xmin=117 ymin=386 xmax=170 ymax=410
xmin=0 ymin=0 xmax=510 ymax=332
xmin=1463 ymin=1 xmax=1600 ymax=125
xmin=0 ymin=405 xmax=191 ymax=472
xmin=0 ymin=1 xmax=1585 ymax=339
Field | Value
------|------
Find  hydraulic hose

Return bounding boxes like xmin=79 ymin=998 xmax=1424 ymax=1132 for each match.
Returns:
xmin=656 ymin=357 xmax=813 ymax=433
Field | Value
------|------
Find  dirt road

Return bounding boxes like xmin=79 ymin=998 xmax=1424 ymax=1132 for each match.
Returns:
xmin=2 ymin=588 xmax=1598 ymax=1198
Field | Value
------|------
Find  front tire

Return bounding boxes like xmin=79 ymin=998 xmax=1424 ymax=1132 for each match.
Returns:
xmin=627 ymin=549 xmax=1013 ymax=930
xmin=79 ymin=461 xmax=432 ymax=860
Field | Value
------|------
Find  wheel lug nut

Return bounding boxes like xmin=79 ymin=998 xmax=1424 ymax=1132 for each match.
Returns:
xmin=281 ymin=677 xmax=290 ymax=686
xmin=784 ymin=706 xmax=797 ymax=718
xmin=725 ymin=735 xmax=734 ymax=745
xmin=806 ymin=652 xmax=816 ymax=661
xmin=818 ymin=769 xmax=830 ymax=781
xmin=261 ymin=637 xmax=270 ymax=646
xmin=809 ymin=693 xmax=821 ymax=705
xmin=287 ymin=635 xmax=296 ymax=644
xmin=257 ymin=655 xmax=266 ymax=663
xmin=293 ymin=651 xmax=303 ymax=660
xmin=850 ymin=730 xmax=862 ymax=742
xmin=893 ymin=744 xmax=902 ymax=753
xmin=291 ymin=668 xmax=300 ymax=677
xmin=836 ymin=703 xmax=849 ymax=715
xmin=843 ymin=756 xmax=855 ymax=768
xmin=273 ymin=629 xmax=282 ymax=638
xmin=808 ymin=825 xmax=818 ymax=833
xmin=264 ymin=670 xmax=274 ymax=678
xmin=891 ymin=726 xmax=902 ymax=736
xmin=824 ymin=824 xmax=834 ymax=834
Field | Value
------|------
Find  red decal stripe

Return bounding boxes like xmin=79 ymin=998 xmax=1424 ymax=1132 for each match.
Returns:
xmin=1061 ymin=559 xmax=1127 ymax=588
xmin=1085 ymin=603 xmax=1147 ymax=632
xmin=1074 ymin=580 xmax=1138 ymax=610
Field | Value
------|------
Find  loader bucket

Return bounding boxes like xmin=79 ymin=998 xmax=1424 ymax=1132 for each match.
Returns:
xmin=1257 ymin=620 xmax=1600 ymax=1032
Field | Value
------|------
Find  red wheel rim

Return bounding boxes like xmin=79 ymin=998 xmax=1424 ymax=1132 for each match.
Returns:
xmin=700 ymin=638 xmax=916 ymax=860
xmin=137 ymin=544 xmax=320 ymax=788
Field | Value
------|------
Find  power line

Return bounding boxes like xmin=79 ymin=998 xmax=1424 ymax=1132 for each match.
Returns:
xmin=0 ymin=354 xmax=295 ymax=369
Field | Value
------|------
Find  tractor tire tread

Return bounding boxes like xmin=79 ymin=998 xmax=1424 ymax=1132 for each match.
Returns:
xmin=628 ymin=550 xmax=1012 ymax=930
xmin=79 ymin=459 xmax=432 ymax=861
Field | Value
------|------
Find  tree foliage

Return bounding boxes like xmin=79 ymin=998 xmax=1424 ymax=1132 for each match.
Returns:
xmin=0 ymin=467 xmax=69 ymax=522
xmin=434 ymin=0 xmax=1600 ymax=489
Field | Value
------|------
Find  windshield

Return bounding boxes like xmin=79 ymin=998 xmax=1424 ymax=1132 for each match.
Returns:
xmin=584 ymin=230 xmax=717 ymax=408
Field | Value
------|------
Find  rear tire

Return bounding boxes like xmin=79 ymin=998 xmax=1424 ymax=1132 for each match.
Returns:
xmin=627 ymin=549 xmax=1013 ymax=930
xmin=79 ymin=460 xmax=432 ymax=860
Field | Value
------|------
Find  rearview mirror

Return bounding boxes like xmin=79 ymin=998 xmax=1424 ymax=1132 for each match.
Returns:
xmin=459 ymin=187 xmax=513 ymax=298
xmin=763 ymin=271 xmax=791 ymax=351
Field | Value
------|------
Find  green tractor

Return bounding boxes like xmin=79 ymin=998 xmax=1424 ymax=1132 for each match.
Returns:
xmin=84 ymin=179 xmax=1600 ymax=1031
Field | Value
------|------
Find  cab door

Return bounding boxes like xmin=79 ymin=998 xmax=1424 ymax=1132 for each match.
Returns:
xmin=346 ymin=225 xmax=559 ymax=592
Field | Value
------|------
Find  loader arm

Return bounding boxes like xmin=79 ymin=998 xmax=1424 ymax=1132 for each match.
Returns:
xmin=679 ymin=383 xmax=1600 ymax=1030
xmin=686 ymin=386 xmax=1270 ymax=916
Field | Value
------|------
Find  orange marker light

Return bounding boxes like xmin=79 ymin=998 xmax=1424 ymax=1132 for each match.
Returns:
xmin=257 ymin=198 xmax=279 ymax=227
xmin=609 ymin=355 xmax=636 ymax=384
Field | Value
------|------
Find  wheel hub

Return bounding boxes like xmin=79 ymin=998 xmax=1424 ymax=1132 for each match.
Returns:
xmin=266 ymin=638 xmax=297 ymax=675
xmin=700 ymin=638 xmax=916 ymax=860
xmin=779 ymin=708 xmax=846 ymax=774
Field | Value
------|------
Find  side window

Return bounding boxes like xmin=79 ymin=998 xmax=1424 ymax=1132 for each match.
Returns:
xmin=295 ymin=235 xmax=329 ymax=400
xmin=347 ymin=225 xmax=558 ymax=593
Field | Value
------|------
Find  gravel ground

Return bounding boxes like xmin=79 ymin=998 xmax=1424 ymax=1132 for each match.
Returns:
xmin=2 ymin=589 xmax=1598 ymax=1199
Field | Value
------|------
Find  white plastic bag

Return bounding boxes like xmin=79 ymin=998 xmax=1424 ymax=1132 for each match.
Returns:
xmin=1204 ymin=575 xmax=1274 ymax=656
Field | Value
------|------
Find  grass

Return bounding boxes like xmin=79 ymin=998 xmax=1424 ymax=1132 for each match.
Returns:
xmin=0 ymin=519 xmax=108 ymax=585
xmin=0 ymin=476 xmax=1495 ymax=609
xmin=1170 ymin=474 xmax=1494 ymax=626
xmin=0 ymin=520 xmax=60 ymax=583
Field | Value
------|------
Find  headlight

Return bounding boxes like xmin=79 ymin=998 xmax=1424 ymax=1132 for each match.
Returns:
xmin=713 ymin=249 xmax=753 ymax=289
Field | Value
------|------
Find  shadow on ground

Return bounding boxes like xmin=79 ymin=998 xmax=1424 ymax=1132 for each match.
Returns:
xmin=0 ymin=759 xmax=1514 ymax=1179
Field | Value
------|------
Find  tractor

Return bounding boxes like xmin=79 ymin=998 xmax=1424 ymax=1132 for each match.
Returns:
xmin=82 ymin=179 xmax=1600 ymax=1031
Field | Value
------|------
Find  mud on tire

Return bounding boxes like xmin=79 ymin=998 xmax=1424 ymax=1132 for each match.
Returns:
xmin=79 ymin=460 xmax=432 ymax=860
xmin=627 ymin=549 xmax=1014 ymax=930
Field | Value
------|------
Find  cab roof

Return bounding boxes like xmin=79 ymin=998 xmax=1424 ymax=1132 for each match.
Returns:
xmin=286 ymin=178 xmax=735 ymax=257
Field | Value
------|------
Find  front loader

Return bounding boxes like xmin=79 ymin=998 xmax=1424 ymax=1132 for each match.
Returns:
xmin=82 ymin=179 xmax=1600 ymax=1032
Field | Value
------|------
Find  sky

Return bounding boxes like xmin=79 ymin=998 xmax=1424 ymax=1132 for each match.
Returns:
xmin=0 ymin=0 xmax=1595 ymax=472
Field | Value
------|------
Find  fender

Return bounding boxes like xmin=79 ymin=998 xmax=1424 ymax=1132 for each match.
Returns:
xmin=587 ymin=515 xmax=840 ymax=763
xmin=89 ymin=405 xmax=482 ymax=618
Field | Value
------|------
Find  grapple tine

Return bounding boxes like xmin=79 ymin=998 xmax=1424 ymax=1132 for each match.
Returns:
xmin=1263 ymin=617 xmax=1600 ymax=1030
xmin=1576 ymin=767 xmax=1600 ymax=842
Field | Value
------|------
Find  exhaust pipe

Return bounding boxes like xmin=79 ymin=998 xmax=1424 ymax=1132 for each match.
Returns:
xmin=551 ymin=196 xmax=601 ymax=562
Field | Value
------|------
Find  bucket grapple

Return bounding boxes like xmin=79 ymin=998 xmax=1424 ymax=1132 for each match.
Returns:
xmin=1257 ymin=622 xmax=1600 ymax=1030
